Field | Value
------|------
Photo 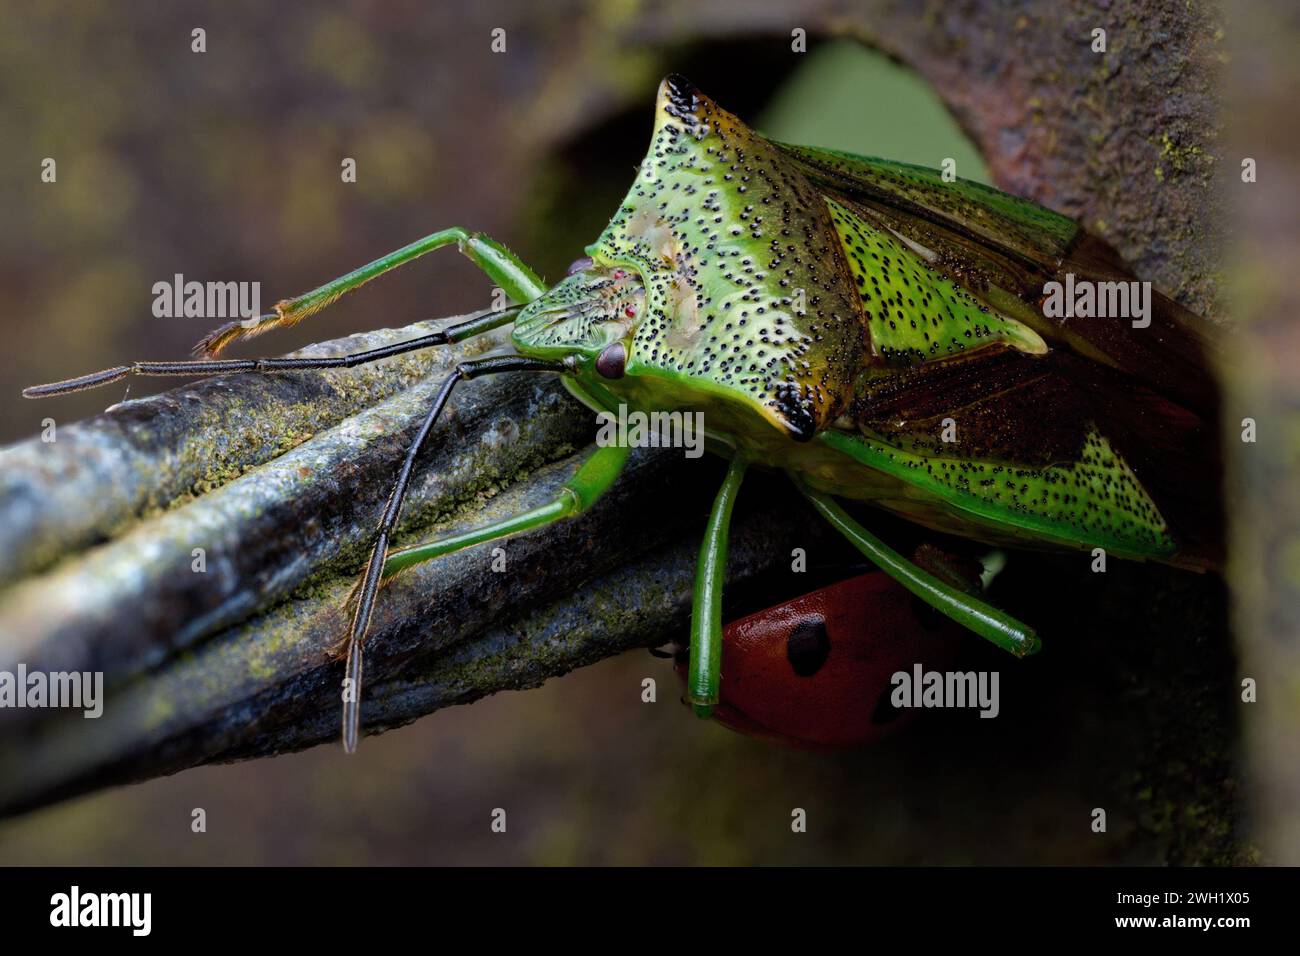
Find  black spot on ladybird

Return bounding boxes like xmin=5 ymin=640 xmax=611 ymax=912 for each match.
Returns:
xmin=786 ymin=616 xmax=831 ymax=677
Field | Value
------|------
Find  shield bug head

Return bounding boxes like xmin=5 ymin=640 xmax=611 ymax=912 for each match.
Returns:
xmin=511 ymin=262 xmax=645 ymax=362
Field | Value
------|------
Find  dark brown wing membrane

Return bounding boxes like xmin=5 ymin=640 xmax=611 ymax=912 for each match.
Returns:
xmin=850 ymin=346 xmax=1223 ymax=568
xmin=777 ymin=144 xmax=1220 ymax=415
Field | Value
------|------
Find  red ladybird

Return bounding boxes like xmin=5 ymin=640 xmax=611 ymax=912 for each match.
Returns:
xmin=673 ymin=571 xmax=965 ymax=749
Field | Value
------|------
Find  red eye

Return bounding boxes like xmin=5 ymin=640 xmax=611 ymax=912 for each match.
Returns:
xmin=613 ymin=269 xmax=626 ymax=280
xmin=625 ymin=305 xmax=637 ymax=317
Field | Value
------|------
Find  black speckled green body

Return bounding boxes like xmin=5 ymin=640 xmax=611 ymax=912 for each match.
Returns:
xmin=19 ymin=73 xmax=1226 ymax=752
xmin=513 ymin=75 xmax=1220 ymax=570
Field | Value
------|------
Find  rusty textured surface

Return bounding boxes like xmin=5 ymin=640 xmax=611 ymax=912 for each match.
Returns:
xmin=1224 ymin=0 xmax=1300 ymax=866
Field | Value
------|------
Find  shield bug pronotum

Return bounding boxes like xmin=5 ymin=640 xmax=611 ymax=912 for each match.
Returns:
xmin=25 ymin=75 xmax=1221 ymax=752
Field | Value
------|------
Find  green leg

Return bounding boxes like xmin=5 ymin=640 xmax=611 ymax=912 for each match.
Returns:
xmin=198 ymin=226 xmax=548 ymax=354
xmin=381 ymin=443 xmax=631 ymax=577
xmin=687 ymin=456 xmax=749 ymax=717
xmin=26 ymin=227 xmax=546 ymax=395
xmin=340 ymin=441 xmax=631 ymax=752
xmin=795 ymin=481 xmax=1040 ymax=658
xmin=280 ymin=227 xmax=547 ymax=320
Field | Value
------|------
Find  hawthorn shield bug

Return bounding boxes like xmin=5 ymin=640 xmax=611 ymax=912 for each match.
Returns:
xmin=26 ymin=75 xmax=1220 ymax=751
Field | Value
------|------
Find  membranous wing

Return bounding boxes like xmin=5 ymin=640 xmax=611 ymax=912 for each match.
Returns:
xmin=777 ymin=143 xmax=1218 ymax=415
xmin=820 ymin=346 xmax=1220 ymax=566
xmin=771 ymin=144 xmax=1220 ymax=563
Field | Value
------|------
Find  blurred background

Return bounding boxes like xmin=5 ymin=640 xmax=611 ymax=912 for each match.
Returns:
xmin=0 ymin=0 xmax=1287 ymax=864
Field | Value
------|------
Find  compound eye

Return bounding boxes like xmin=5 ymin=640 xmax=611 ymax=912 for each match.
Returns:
xmin=595 ymin=341 xmax=627 ymax=379
xmin=566 ymin=256 xmax=594 ymax=276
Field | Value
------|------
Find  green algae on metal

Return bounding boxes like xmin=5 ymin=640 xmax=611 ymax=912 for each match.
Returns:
xmin=0 ymin=321 xmax=594 ymax=691
xmin=0 ymin=315 xmax=516 ymax=586
xmin=0 ymin=446 xmax=818 ymax=813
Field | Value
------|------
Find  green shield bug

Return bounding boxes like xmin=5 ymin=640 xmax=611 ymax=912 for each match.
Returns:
xmin=25 ymin=75 xmax=1220 ymax=752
